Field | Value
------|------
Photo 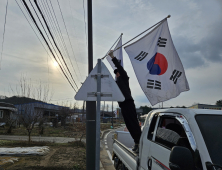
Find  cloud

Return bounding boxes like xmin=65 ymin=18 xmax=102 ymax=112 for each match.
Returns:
xmin=173 ymin=19 xmax=222 ymax=69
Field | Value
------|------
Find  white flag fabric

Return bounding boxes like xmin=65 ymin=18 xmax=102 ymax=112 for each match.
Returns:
xmin=124 ymin=19 xmax=189 ymax=106
xmin=106 ymin=36 xmax=123 ymax=70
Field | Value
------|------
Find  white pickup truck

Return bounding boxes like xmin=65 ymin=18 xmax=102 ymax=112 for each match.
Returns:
xmin=112 ymin=108 xmax=222 ymax=170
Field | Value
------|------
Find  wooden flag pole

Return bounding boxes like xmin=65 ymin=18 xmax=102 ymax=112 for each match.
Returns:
xmin=102 ymin=15 xmax=171 ymax=59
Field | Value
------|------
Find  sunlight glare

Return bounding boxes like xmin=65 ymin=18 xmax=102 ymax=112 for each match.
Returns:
xmin=53 ymin=61 xmax=58 ymax=67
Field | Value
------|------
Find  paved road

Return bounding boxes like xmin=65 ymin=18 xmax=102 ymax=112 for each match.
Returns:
xmin=101 ymin=126 xmax=124 ymax=161
xmin=0 ymin=135 xmax=83 ymax=143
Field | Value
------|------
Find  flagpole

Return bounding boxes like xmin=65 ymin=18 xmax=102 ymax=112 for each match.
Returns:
xmin=101 ymin=33 xmax=123 ymax=60
xmin=102 ymin=15 xmax=171 ymax=59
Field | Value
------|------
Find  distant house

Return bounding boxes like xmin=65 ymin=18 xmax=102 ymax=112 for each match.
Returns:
xmin=100 ymin=111 xmax=113 ymax=118
xmin=0 ymin=102 xmax=17 ymax=126
xmin=14 ymin=102 xmax=69 ymax=123
xmin=188 ymin=103 xmax=222 ymax=110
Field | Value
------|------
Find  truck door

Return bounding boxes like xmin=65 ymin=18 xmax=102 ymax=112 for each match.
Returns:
xmin=142 ymin=113 xmax=194 ymax=170
xmin=140 ymin=114 xmax=159 ymax=170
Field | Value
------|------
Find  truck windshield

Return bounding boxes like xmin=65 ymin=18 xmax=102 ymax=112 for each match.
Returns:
xmin=195 ymin=115 xmax=222 ymax=166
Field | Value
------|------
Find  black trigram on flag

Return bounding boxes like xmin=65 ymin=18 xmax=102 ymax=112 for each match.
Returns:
xmin=170 ymin=70 xmax=182 ymax=84
xmin=147 ymin=79 xmax=161 ymax=90
xmin=157 ymin=37 xmax=167 ymax=47
xmin=134 ymin=51 xmax=148 ymax=61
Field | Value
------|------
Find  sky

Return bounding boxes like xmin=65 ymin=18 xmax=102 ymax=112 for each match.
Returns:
xmin=0 ymin=0 xmax=221 ymax=109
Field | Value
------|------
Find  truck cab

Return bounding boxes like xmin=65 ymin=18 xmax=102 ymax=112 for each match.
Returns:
xmin=113 ymin=108 xmax=222 ymax=170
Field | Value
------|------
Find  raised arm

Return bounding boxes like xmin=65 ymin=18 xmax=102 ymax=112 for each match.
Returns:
xmin=108 ymin=50 xmax=128 ymax=79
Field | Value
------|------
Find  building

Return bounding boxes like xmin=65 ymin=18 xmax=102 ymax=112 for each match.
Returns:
xmin=0 ymin=102 xmax=17 ymax=126
xmin=15 ymin=102 xmax=69 ymax=123
xmin=100 ymin=111 xmax=114 ymax=118
xmin=188 ymin=104 xmax=222 ymax=110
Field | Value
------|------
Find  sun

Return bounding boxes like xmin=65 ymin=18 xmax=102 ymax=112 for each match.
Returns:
xmin=53 ymin=61 xmax=58 ymax=67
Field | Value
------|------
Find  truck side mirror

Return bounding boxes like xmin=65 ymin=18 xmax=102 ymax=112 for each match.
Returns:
xmin=169 ymin=146 xmax=194 ymax=170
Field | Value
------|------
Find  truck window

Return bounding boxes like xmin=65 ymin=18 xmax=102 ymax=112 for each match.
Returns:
xmin=154 ymin=116 xmax=192 ymax=150
xmin=147 ymin=114 xmax=158 ymax=140
xmin=196 ymin=115 xmax=222 ymax=166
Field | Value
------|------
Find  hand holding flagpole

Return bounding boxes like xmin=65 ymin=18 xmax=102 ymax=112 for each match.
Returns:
xmin=106 ymin=35 xmax=124 ymax=70
xmin=108 ymin=50 xmax=114 ymax=59
xmin=101 ymin=33 xmax=123 ymax=60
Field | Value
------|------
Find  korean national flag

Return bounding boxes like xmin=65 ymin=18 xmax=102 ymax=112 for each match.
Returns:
xmin=106 ymin=36 xmax=123 ymax=70
xmin=124 ymin=19 xmax=189 ymax=106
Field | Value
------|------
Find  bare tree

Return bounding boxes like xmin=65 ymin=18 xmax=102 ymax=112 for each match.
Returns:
xmin=5 ymin=111 xmax=18 ymax=134
xmin=59 ymin=102 xmax=71 ymax=128
xmin=12 ymin=76 xmax=52 ymax=143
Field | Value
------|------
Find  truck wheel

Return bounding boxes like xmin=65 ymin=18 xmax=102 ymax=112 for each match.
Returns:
xmin=114 ymin=157 xmax=118 ymax=168
xmin=116 ymin=163 xmax=123 ymax=170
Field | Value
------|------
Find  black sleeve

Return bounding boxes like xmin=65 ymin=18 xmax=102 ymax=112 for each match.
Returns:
xmin=112 ymin=57 xmax=128 ymax=79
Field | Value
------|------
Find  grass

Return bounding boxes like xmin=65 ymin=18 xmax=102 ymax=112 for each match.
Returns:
xmin=0 ymin=126 xmax=72 ymax=137
xmin=0 ymin=122 xmax=122 ymax=137
xmin=0 ymin=122 xmax=124 ymax=170
xmin=0 ymin=139 xmax=85 ymax=148
xmin=0 ymin=140 xmax=15 ymax=146
xmin=0 ymin=140 xmax=86 ymax=170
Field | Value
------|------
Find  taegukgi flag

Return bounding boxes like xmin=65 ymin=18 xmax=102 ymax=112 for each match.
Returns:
xmin=106 ymin=36 xmax=123 ymax=70
xmin=124 ymin=19 xmax=189 ymax=106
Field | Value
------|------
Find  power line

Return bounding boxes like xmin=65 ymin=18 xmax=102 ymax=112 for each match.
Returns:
xmin=34 ymin=0 xmax=79 ymax=90
xmin=15 ymin=0 xmax=68 ymax=85
xmin=27 ymin=0 xmax=76 ymax=88
xmin=29 ymin=0 xmax=72 ymax=86
xmin=47 ymin=0 xmax=71 ymax=64
xmin=37 ymin=0 xmax=59 ymax=84
xmin=17 ymin=0 xmax=53 ymax=83
xmin=30 ymin=0 xmax=76 ymax=90
xmin=42 ymin=0 xmax=72 ymax=73
xmin=16 ymin=0 xmax=49 ymax=57
xmin=56 ymin=0 xmax=82 ymax=83
xmin=0 ymin=0 xmax=9 ymax=70
xmin=36 ymin=0 xmax=70 ymax=80
xmin=43 ymin=0 xmax=79 ymax=84
xmin=28 ymin=0 xmax=62 ymax=62
xmin=41 ymin=0 xmax=68 ymax=63
xmin=29 ymin=0 xmax=63 ymax=63
xmin=68 ymin=0 xmax=87 ymax=79
xmin=21 ymin=0 xmax=76 ymax=91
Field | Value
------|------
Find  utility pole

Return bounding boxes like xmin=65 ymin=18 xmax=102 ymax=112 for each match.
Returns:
xmin=86 ymin=0 xmax=97 ymax=169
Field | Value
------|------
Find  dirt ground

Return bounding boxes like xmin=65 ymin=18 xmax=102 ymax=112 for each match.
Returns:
xmin=0 ymin=144 xmax=86 ymax=170
xmin=0 ymin=123 xmax=119 ymax=138
xmin=0 ymin=123 xmax=122 ymax=169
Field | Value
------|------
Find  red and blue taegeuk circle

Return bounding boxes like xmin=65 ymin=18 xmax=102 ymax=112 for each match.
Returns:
xmin=147 ymin=52 xmax=168 ymax=75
